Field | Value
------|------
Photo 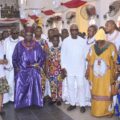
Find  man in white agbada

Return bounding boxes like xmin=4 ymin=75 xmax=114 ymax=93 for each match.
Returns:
xmin=85 ymin=25 xmax=97 ymax=106
xmin=105 ymin=20 xmax=120 ymax=107
xmin=61 ymin=24 xmax=86 ymax=112
xmin=105 ymin=20 xmax=120 ymax=51
xmin=3 ymin=28 xmax=24 ymax=103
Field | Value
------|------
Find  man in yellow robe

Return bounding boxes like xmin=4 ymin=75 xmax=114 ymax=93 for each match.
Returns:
xmin=86 ymin=29 xmax=117 ymax=117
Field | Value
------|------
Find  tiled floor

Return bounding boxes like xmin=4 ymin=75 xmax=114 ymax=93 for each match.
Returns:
xmin=2 ymin=102 xmax=73 ymax=120
xmin=58 ymin=103 xmax=116 ymax=120
xmin=1 ymin=102 xmax=117 ymax=120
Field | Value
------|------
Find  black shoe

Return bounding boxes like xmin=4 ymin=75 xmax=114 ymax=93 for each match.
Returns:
xmin=56 ymin=101 xmax=62 ymax=106
xmin=48 ymin=100 xmax=56 ymax=105
xmin=43 ymin=96 xmax=51 ymax=104
xmin=80 ymin=107 xmax=86 ymax=113
xmin=43 ymin=98 xmax=46 ymax=105
xmin=0 ymin=111 xmax=5 ymax=116
xmin=67 ymin=105 xmax=76 ymax=111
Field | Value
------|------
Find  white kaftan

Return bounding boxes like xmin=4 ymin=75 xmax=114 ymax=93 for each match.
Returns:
xmin=85 ymin=37 xmax=95 ymax=106
xmin=107 ymin=30 xmax=120 ymax=106
xmin=3 ymin=36 xmax=23 ymax=103
xmin=61 ymin=36 xmax=86 ymax=106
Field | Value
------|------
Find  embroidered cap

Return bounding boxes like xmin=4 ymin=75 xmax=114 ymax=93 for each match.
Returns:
xmin=95 ymin=29 xmax=106 ymax=41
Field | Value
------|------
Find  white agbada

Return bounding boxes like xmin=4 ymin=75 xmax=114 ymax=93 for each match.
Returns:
xmin=61 ymin=36 xmax=86 ymax=106
xmin=0 ymin=41 xmax=5 ymax=78
xmin=3 ymin=36 xmax=23 ymax=103
xmin=85 ymin=37 xmax=95 ymax=106
xmin=107 ymin=30 xmax=120 ymax=50
xmin=107 ymin=30 xmax=120 ymax=106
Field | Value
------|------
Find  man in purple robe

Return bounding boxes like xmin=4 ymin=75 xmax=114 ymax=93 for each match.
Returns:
xmin=12 ymin=27 xmax=46 ymax=109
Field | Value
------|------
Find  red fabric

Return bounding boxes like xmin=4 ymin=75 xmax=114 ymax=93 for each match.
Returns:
xmin=41 ymin=10 xmax=55 ymax=15
xmin=0 ymin=18 xmax=19 ymax=24
xmin=28 ymin=15 xmax=39 ymax=20
xmin=20 ymin=19 xmax=28 ymax=24
xmin=61 ymin=0 xmax=86 ymax=8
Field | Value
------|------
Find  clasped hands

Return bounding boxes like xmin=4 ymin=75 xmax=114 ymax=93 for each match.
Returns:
xmin=0 ymin=59 xmax=8 ymax=65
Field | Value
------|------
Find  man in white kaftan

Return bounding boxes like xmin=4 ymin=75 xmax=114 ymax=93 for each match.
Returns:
xmin=61 ymin=24 xmax=86 ymax=112
xmin=3 ymin=28 xmax=24 ymax=103
xmin=105 ymin=20 xmax=120 ymax=51
xmin=105 ymin=20 xmax=120 ymax=107
xmin=85 ymin=25 xmax=97 ymax=106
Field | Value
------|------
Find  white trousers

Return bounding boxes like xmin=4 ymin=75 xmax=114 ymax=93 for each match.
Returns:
xmin=85 ymin=79 xmax=91 ymax=106
xmin=62 ymin=78 xmax=69 ymax=103
xmin=3 ymin=70 xmax=14 ymax=104
xmin=66 ymin=76 xmax=86 ymax=106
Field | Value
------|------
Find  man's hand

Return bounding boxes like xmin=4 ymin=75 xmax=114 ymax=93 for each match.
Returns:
xmin=33 ymin=63 xmax=40 ymax=69
xmin=115 ymin=64 xmax=120 ymax=80
xmin=117 ymin=64 xmax=120 ymax=72
xmin=85 ymin=69 xmax=89 ymax=79
xmin=0 ymin=59 xmax=8 ymax=64
xmin=3 ymin=59 xmax=8 ymax=65
xmin=61 ymin=68 xmax=67 ymax=79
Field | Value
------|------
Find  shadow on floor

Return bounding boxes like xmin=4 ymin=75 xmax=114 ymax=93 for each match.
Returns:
xmin=2 ymin=102 xmax=73 ymax=120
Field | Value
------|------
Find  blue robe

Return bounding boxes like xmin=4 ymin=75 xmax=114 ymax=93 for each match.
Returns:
xmin=114 ymin=85 xmax=120 ymax=118
xmin=12 ymin=40 xmax=45 ymax=109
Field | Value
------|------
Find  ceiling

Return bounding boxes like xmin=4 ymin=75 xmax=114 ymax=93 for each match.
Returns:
xmin=21 ymin=0 xmax=97 ymax=18
xmin=25 ymin=0 xmax=96 ymax=10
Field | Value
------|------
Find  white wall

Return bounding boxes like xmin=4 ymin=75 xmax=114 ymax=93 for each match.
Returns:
xmin=95 ymin=0 xmax=120 ymax=26
xmin=19 ymin=0 xmax=120 ymax=31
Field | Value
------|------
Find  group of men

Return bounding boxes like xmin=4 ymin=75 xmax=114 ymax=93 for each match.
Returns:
xmin=0 ymin=19 xmax=120 ymax=117
xmin=61 ymin=20 xmax=120 ymax=117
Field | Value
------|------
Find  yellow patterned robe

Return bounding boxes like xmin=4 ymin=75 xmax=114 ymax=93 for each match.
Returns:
xmin=87 ymin=42 xmax=117 ymax=117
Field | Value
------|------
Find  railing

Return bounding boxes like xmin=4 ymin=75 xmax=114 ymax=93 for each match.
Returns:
xmin=0 ymin=7 xmax=20 ymax=18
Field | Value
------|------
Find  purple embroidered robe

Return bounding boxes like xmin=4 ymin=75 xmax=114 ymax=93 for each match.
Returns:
xmin=12 ymin=40 xmax=45 ymax=109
